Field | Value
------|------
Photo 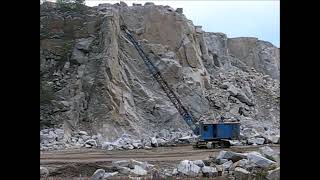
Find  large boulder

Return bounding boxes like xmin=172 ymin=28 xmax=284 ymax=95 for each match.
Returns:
xmin=128 ymin=159 xmax=154 ymax=170
xmin=103 ymin=172 xmax=118 ymax=179
xmin=172 ymin=168 xmax=178 ymax=176
xmin=230 ymin=159 xmax=256 ymax=171
xmin=84 ymin=139 xmax=98 ymax=148
xmin=116 ymin=167 xmax=131 ymax=175
xmin=259 ymin=146 xmax=280 ymax=163
xmin=131 ymin=165 xmax=148 ymax=176
xmin=150 ymin=137 xmax=158 ymax=147
xmin=192 ymin=160 xmax=205 ymax=168
xmin=262 ymin=134 xmax=280 ymax=144
xmin=156 ymin=138 xmax=167 ymax=146
xmin=248 ymin=137 xmax=265 ymax=145
xmin=132 ymin=142 xmax=143 ymax=149
xmin=91 ymin=169 xmax=105 ymax=180
xmin=177 ymin=160 xmax=201 ymax=177
xmin=216 ymin=151 xmax=247 ymax=162
xmin=217 ymin=158 xmax=228 ymax=165
xmin=247 ymin=152 xmax=276 ymax=169
xmin=234 ymin=167 xmax=250 ymax=180
xmin=201 ymin=166 xmax=218 ymax=177
xmin=112 ymin=160 xmax=130 ymax=168
xmin=222 ymin=160 xmax=233 ymax=171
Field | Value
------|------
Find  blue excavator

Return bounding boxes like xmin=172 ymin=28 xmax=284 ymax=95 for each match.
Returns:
xmin=120 ymin=24 xmax=240 ymax=148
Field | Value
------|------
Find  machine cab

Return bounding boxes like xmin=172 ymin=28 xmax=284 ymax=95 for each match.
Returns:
xmin=199 ymin=121 xmax=240 ymax=141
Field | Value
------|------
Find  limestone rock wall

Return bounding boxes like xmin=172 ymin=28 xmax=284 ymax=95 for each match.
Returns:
xmin=40 ymin=2 xmax=280 ymax=141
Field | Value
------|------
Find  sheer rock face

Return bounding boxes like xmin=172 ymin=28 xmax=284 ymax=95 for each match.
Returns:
xmin=40 ymin=3 xmax=280 ymax=141
xmin=227 ymin=37 xmax=280 ymax=80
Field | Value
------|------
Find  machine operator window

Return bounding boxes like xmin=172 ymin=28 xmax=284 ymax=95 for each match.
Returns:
xmin=203 ymin=125 xmax=208 ymax=131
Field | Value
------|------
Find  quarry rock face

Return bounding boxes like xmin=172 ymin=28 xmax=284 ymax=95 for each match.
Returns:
xmin=227 ymin=37 xmax=280 ymax=80
xmin=40 ymin=3 xmax=280 ymax=142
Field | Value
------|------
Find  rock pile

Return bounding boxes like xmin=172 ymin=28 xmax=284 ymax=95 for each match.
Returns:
xmin=101 ymin=129 xmax=198 ymax=151
xmin=166 ymin=146 xmax=279 ymax=179
xmin=40 ymin=128 xmax=99 ymax=151
xmin=90 ymin=159 xmax=156 ymax=179
xmin=89 ymin=146 xmax=279 ymax=179
xmin=40 ymin=128 xmax=200 ymax=151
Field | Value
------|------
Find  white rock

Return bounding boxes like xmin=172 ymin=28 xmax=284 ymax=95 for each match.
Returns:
xmin=222 ymin=160 xmax=233 ymax=170
xmin=218 ymin=158 xmax=228 ymax=165
xmin=131 ymin=165 xmax=147 ymax=176
xmin=103 ymin=171 xmax=118 ymax=179
xmin=82 ymin=135 xmax=91 ymax=141
xmin=144 ymin=146 xmax=152 ymax=150
xmin=91 ymin=169 xmax=105 ymax=180
xmin=172 ymin=168 xmax=178 ymax=175
xmin=127 ymin=144 xmax=134 ymax=150
xmin=107 ymin=145 xmax=114 ymax=151
xmin=230 ymin=159 xmax=256 ymax=170
xmin=128 ymin=159 xmax=154 ymax=171
xmin=247 ymin=151 xmax=276 ymax=169
xmin=178 ymin=135 xmax=197 ymax=143
xmin=248 ymin=137 xmax=265 ymax=145
xmin=150 ymin=137 xmax=158 ymax=147
xmin=78 ymin=138 xmax=84 ymax=144
xmin=234 ymin=167 xmax=250 ymax=180
xmin=216 ymin=151 xmax=247 ymax=162
xmin=215 ymin=165 xmax=224 ymax=172
xmin=85 ymin=144 xmax=92 ymax=148
xmin=85 ymin=139 xmax=97 ymax=147
xmin=156 ymin=138 xmax=167 ymax=146
xmin=102 ymin=142 xmax=112 ymax=149
xmin=132 ymin=142 xmax=143 ymax=149
xmin=112 ymin=160 xmax=130 ymax=168
xmin=54 ymin=129 xmax=64 ymax=141
xmin=78 ymin=130 xmax=88 ymax=136
xmin=116 ymin=166 xmax=131 ymax=175
xmin=235 ymin=159 xmax=258 ymax=172
xmin=228 ymin=140 xmax=243 ymax=146
xmin=201 ymin=166 xmax=218 ymax=177
xmin=269 ymin=135 xmax=280 ymax=144
xmin=177 ymin=160 xmax=201 ymax=177
xmin=192 ymin=160 xmax=205 ymax=168
xmin=259 ymin=146 xmax=279 ymax=162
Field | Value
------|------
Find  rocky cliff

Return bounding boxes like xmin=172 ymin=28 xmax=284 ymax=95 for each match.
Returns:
xmin=40 ymin=2 xmax=279 ymax=143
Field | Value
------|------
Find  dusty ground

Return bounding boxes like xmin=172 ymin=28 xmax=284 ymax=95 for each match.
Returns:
xmin=40 ymin=144 xmax=279 ymax=179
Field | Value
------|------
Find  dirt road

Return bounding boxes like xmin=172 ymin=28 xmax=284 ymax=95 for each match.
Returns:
xmin=40 ymin=144 xmax=279 ymax=178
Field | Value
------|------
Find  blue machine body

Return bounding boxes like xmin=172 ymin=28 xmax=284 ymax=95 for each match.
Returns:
xmin=199 ymin=122 xmax=240 ymax=141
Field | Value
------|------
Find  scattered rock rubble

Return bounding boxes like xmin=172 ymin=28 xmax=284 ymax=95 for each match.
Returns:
xmin=87 ymin=146 xmax=279 ymax=179
xmin=40 ymin=128 xmax=199 ymax=151
xmin=40 ymin=127 xmax=279 ymax=151
xmin=40 ymin=128 xmax=99 ymax=151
